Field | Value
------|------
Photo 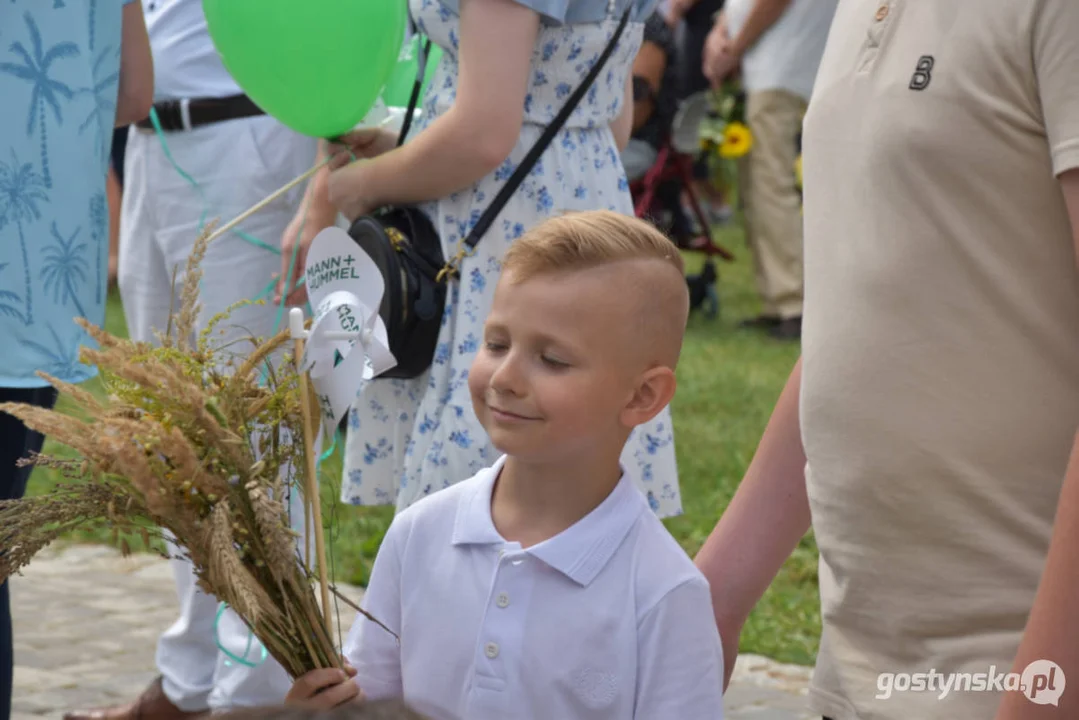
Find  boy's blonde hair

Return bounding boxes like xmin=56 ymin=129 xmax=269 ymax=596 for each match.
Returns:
xmin=501 ymin=210 xmax=689 ymax=368
xmin=502 ymin=210 xmax=685 ymax=281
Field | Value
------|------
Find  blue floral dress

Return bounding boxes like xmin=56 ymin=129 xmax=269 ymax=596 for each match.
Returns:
xmin=342 ymin=0 xmax=683 ymax=519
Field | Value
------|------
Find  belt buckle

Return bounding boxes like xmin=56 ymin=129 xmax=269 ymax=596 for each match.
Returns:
xmin=154 ymin=99 xmax=192 ymax=131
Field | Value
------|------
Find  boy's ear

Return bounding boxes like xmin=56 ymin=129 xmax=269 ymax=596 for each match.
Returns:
xmin=620 ymin=367 xmax=677 ymax=428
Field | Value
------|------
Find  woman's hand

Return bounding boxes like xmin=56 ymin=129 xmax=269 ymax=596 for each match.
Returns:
xmin=286 ymin=665 xmax=361 ymax=709
xmin=326 ymin=157 xmax=379 ymax=223
xmin=315 ymin=128 xmax=399 ymax=223
xmin=275 ymin=197 xmax=337 ymax=306
xmin=331 ymin=127 xmax=399 ymax=160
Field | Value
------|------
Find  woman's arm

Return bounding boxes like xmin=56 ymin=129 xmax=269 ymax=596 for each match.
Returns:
xmin=115 ymin=1 xmax=153 ymax=127
xmin=694 ymin=357 xmax=811 ymax=689
xmin=327 ymin=0 xmax=540 ymax=220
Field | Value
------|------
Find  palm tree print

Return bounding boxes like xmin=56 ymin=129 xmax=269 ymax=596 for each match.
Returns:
xmin=0 ymin=12 xmax=80 ymax=188
xmin=41 ymin=220 xmax=89 ymax=320
xmin=0 ymin=149 xmax=48 ymax=325
xmin=89 ymin=193 xmax=107 ymax=303
xmin=23 ymin=324 xmax=84 ymax=381
xmin=78 ymin=45 xmax=119 ymax=162
xmin=0 ymin=263 xmax=24 ymax=323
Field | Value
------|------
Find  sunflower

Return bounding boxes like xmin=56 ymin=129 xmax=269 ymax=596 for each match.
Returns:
xmin=720 ymin=122 xmax=753 ymax=159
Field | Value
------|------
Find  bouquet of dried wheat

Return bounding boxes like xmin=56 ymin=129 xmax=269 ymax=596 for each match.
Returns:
xmin=0 ymin=226 xmax=370 ymax=679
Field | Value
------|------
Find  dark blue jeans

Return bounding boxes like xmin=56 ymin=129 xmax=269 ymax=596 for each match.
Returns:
xmin=0 ymin=386 xmax=58 ymax=720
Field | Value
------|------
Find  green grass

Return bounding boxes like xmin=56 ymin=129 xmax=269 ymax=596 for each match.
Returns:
xmin=25 ymin=222 xmax=819 ymax=667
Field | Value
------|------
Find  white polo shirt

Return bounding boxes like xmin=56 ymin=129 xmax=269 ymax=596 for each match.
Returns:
xmin=724 ymin=0 xmax=837 ymax=102
xmin=143 ymin=0 xmax=242 ymax=101
xmin=344 ymin=456 xmax=725 ymax=720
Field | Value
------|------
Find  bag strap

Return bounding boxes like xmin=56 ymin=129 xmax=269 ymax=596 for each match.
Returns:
xmin=397 ymin=15 xmax=432 ymax=148
xmin=395 ymin=8 xmax=633 ymax=275
xmin=459 ymin=7 xmax=631 ymax=256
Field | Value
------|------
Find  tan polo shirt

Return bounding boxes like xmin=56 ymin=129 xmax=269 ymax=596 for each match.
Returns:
xmin=800 ymin=0 xmax=1079 ymax=718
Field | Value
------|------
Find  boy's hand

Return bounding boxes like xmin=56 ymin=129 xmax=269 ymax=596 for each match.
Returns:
xmin=717 ymin=615 xmax=744 ymax=690
xmin=286 ymin=665 xmax=362 ymax=709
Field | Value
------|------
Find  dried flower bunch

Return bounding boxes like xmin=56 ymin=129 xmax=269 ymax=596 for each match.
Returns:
xmin=0 ymin=225 xmax=349 ymax=678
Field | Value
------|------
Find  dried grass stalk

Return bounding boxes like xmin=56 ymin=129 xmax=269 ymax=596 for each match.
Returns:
xmin=0 ymin=226 xmax=374 ymax=678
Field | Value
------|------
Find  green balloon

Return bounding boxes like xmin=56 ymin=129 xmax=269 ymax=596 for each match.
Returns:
xmin=202 ymin=0 xmax=407 ymax=139
xmin=381 ymin=35 xmax=443 ymax=109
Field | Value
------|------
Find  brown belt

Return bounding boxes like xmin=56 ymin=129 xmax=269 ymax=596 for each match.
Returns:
xmin=135 ymin=94 xmax=266 ymax=132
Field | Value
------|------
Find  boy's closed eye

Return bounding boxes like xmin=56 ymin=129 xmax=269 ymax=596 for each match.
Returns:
xmin=484 ymin=338 xmax=572 ymax=368
xmin=541 ymin=355 xmax=570 ymax=369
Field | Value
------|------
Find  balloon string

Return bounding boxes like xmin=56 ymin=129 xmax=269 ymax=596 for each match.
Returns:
xmin=213 ymin=601 xmax=268 ymax=668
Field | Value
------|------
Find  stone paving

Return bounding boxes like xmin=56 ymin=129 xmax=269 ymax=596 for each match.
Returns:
xmin=10 ymin=545 xmax=815 ymax=719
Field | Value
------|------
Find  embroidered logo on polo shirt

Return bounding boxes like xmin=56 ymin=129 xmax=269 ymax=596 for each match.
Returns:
xmin=571 ymin=667 xmax=618 ymax=708
xmin=910 ymin=55 xmax=934 ymax=90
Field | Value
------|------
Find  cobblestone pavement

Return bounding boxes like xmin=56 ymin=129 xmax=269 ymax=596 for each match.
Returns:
xmin=10 ymin=545 xmax=815 ymax=719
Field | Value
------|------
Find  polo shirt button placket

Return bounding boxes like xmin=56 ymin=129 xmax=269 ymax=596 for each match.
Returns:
xmin=857 ymin=1 xmax=897 ymax=74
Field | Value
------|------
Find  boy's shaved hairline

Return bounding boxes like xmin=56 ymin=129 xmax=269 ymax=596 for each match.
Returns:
xmin=501 ymin=211 xmax=689 ymax=369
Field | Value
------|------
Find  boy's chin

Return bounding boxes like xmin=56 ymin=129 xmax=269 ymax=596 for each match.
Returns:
xmin=486 ymin=430 xmax=543 ymax=462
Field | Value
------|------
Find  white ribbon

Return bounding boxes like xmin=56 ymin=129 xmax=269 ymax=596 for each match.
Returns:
xmin=299 ymin=228 xmax=397 ymax=440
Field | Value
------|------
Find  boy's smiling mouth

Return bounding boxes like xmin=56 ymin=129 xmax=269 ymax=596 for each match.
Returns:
xmin=488 ymin=404 xmax=541 ymax=422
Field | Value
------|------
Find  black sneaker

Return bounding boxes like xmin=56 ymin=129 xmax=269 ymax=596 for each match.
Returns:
xmin=769 ymin=316 xmax=802 ymax=341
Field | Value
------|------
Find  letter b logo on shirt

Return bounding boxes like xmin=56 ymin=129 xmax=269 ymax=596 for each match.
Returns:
xmin=910 ymin=55 xmax=934 ymax=90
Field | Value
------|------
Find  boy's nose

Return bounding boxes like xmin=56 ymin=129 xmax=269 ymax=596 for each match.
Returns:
xmin=489 ymin=356 xmax=526 ymax=396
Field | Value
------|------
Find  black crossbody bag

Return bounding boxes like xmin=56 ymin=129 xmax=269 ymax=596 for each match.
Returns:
xmin=347 ymin=9 xmax=631 ymax=379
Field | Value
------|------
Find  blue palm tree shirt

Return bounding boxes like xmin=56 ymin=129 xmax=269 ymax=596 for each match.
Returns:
xmin=0 ymin=0 xmax=137 ymax=387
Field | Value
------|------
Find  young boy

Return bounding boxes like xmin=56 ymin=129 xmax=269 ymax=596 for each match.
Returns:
xmin=288 ymin=210 xmax=725 ymax=718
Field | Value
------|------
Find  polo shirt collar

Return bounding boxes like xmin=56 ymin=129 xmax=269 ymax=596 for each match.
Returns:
xmin=451 ymin=455 xmax=646 ymax=587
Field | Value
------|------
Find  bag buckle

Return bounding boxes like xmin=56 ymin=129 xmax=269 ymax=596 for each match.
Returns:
xmin=436 ymin=238 xmax=476 ymax=282
xmin=385 ymin=226 xmax=407 ymax=250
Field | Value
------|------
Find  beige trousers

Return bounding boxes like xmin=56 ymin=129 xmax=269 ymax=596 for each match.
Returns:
xmin=737 ymin=89 xmax=807 ymax=320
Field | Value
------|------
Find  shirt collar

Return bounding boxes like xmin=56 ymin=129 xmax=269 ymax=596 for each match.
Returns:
xmin=451 ymin=455 xmax=646 ymax=587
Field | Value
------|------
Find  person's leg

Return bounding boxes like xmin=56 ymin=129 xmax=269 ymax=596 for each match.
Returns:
xmin=743 ymin=89 xmax=806 ymax=338
xmin=0 ymin=386 xmax=59 ymax=720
